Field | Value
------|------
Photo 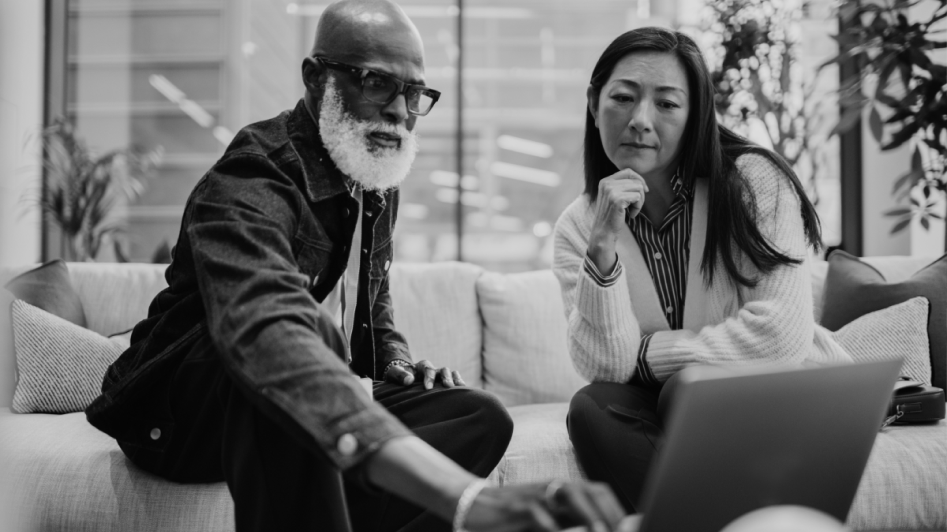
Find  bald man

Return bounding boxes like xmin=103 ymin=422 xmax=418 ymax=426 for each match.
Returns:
xmin=86 ymin=1 xmax=625 ymax=531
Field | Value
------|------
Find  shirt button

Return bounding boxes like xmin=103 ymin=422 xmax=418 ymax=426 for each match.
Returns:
xmin=654 ymin=252 xmax=663 ymax=260
xmin=363 ymin=248 xmax=369 ymax=254
xmin=337 ymin=433 xmax=358 ymax=456
xmin=150 ymin=428 xmax=161 ymax=440
xmin=666 ymin=306 xmax=674 ymax=314
xmin=384 ymin=260 xmax=390 ymax=271
xmin=366 ymin=210 xmax=373 ymax=217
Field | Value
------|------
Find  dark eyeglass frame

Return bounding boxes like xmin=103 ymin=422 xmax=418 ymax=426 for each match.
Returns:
xmin=316 ymin=57 xmax=441 ymax=116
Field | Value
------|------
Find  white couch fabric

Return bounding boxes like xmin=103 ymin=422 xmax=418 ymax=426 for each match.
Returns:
xmin=0 ymin=257 xmax=944 ymax=531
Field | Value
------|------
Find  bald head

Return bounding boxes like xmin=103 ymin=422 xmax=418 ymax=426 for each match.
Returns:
xmin=312 ymin=0 xmax=424 ymax=68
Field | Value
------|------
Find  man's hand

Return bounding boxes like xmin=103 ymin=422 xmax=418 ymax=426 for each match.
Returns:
xmin=384 ymin=359 xmax=466 ymax=389
xmin=465 ymin=482 xmax=626 ymax=532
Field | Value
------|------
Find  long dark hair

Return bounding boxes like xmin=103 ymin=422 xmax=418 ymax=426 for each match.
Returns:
xmin=583 ymin=27 xmax=821 ymax=288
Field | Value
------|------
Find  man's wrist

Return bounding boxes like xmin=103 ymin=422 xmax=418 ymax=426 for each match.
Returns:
xmin=382 ymin=358 xmax=413 ymax=379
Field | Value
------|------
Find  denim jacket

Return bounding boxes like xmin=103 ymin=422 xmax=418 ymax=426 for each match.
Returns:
xmin=85 ymin=99 xmax=413 ymax=470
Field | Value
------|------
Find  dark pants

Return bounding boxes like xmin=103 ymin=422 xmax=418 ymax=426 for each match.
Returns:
xmin=119 ymin=353 xmax=513 ymax=532
xmin=566 ymin=375 xmax=681 ymax=514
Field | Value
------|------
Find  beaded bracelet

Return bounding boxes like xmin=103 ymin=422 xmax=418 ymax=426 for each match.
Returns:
xmin=453 ymin=478 xmax=488 ymax=532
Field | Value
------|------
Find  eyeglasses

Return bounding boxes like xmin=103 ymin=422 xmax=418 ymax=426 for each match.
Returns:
xmin=316 ymin=57 xmax=441 ymax=117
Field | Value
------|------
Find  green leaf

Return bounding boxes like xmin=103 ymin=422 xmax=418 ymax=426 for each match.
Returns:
xmin=890 ymin=217 xmax=912 ymax=234
xmin=884 ymin=207 xmax=913 ymax=216
xmin=869 ymin=106 xmax=884 ymax=142
xmin=831 ymin=105 xmax=866 ymax=137
xmin=891 ymin=167 xmax=925 ymax=194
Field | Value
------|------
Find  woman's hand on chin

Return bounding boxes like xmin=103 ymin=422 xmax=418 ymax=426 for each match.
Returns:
xmin=587 ymin=169 xmax=648 ymax=275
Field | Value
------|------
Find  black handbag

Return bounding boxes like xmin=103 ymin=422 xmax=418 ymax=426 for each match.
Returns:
xmin=883 ymin=378 xmax=946 ymax=427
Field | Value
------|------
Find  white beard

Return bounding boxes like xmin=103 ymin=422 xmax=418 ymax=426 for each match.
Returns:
xmin=318 ymin=77 xmax=419 ymax=192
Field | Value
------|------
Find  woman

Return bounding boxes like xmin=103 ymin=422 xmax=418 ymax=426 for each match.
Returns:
xmin=552 ymin=27 xmax=852 ymax=512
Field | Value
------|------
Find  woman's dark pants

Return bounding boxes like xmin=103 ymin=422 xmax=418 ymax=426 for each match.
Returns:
xmin=567 ymin=375 xmax=681 ymax=513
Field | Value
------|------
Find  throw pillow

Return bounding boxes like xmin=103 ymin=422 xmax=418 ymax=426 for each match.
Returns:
xmin=477 ymin=270 xmax=587 ymax=407
xmin=821 ymin=251 xmax=946 ymax=391
xmin=832 ymin=297 xmax=932 ymax=386
xmin=4 ymin=260 xmax=87 ymax=328
xmin=10 ymin=299 xmax=122 ymax=413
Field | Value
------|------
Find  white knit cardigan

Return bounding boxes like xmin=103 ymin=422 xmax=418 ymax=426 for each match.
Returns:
xmin=553 ymin=153 xmax=853 ymax=384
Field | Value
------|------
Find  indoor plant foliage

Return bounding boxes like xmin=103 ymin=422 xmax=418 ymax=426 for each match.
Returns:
xmin=824 ymin=0 xmax=946 ymax=235
xmin=704 ymin=0 xmax=832 ymax=203
xmin=41 ymin=118 xmax=162 ymax=261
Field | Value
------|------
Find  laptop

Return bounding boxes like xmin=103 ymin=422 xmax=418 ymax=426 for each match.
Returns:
xmin=629 ymin=359 xmax=902 ymax=532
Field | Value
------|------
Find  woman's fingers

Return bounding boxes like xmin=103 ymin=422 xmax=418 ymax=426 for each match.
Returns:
xmin=452 ymin=370 xmax=467 ymax=387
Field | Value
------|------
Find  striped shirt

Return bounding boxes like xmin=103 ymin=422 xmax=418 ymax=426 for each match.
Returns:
xmin=583 ymin=169 xmax=694 ymax=387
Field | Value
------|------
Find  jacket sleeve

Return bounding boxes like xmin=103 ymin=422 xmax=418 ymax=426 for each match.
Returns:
xmin=552 ymin=201 xmax=643 ymax=383
xmin=187 ymin=154 xmax=411 ymax=470
xmin=371 ymin=273 xmax=412 ymax=377
xmin=642 ymin=154 xmax=819 ymax=382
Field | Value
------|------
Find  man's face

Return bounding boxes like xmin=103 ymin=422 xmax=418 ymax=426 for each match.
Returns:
xmin=318 ymin=74 xmax=420 ymax=192
xmin=329 ymin=51 xmax=424 ymax=138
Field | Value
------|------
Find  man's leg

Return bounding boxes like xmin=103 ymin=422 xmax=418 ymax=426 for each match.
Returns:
xmin=345 ymin=382 xmax=514 ymax=532
xmin=121 ymin=348 xmax=353 ymax=532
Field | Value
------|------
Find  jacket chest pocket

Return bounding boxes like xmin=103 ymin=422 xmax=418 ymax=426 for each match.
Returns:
xmin=369 ymin=236 xmax=393 ymax=280
xmin=293 ymin=235 xmax=333 ymax=288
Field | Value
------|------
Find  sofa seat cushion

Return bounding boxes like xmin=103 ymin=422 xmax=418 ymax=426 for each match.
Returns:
xmin=487 ymin=403 xmax=585 ymax=486
xmin=487 ymin=403 xmax=946 ymax=531
xmin=0 ymin=409 xmax=234 ymax=532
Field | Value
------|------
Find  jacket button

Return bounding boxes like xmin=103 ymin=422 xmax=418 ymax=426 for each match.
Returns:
xmin=337 ymin=434 xmax=358 ymax=456
xmin=384 ymin=260 xmax=390 ymax=271
xmin=150 ymin=428 xmax=161 ymax=440
xmin=366 ymin=210 xmax=373 ymax=217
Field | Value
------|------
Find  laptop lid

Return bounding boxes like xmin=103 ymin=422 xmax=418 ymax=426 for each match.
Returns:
xmin=637 ymin=359 xmax=901 ymax=532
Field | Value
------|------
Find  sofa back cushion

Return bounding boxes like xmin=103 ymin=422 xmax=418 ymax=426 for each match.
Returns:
xmin=388 ymin=261 xmax=484 ymax=388
xmin=67 ymin=263 xmax=169 ymax=336
xmin=477 ymin=270 xmax=586 ymax=406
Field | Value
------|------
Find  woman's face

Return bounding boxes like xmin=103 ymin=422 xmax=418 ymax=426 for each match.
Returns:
xmin=590 ymin=51 xmax=690 ymax=182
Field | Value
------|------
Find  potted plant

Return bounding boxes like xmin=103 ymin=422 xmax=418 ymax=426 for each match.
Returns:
xmin=39 ymin=118 xmax=163 ymax=261
xmin=822 ymin=0 xmax=946 ymax=240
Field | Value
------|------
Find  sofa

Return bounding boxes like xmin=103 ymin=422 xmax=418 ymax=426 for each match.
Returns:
xmin=0 ymin=257 xmax=944 ymax=531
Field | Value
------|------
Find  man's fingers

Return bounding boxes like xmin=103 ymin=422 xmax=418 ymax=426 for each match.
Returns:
xmin=439 ymin=367 xmax=455 ymax=388
xmin=527 ymin=503 xmax=558 ymax=532
xmin=413 ymin=360 xmax=437 ymax=390
xmin=385 ymin=365 xmax=414 ymax=386
xmin=452 ymin=370 xmax=467 ymax=387
xmin=585 ymin=484 xmax=626 ymax=530
xmin=555 ymin=484 xmax=612 ymax=532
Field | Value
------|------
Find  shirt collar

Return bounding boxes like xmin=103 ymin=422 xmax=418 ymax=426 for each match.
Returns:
xmin=670 ymin=167 xmax=694 ymax=200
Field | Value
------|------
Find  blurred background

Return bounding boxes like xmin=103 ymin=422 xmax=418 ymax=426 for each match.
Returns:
xmin=1 ymin=0 xmax=944 ymax=270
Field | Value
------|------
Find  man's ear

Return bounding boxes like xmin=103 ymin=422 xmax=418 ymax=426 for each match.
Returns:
xmin=301 ymin=56 xmax=327 ymax=95
xmin=586 ymin=84 xmax=600 ymax=129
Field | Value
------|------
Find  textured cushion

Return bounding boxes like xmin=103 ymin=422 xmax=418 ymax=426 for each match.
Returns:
xmin=832 ymin=297 xmax=932 ymax=386
xmin=486 ymin=403 xmax=586 ymax=486
xmin=388 ymin=262 xmax=484 ymax=387
xmin=10 ymin=300 xmax=123 ymax=414
xmin=0 ymin=408 xmax=234 ymax=531
xmin=5 ymin=260 xmax=87 ymax=328
xmin=848 ymin=421 xmax=947 ymax=530
xmin=822 ymin=252 xmax=947 ymax=391
xmin=477 ymin=270 xmax=586 ymax=406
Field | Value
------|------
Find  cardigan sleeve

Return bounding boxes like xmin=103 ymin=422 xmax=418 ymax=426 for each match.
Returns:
xmin=642 ymin=154 xmax=818 ymax=382
xmin=552 ymin=200 xmax=643 ymax=383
